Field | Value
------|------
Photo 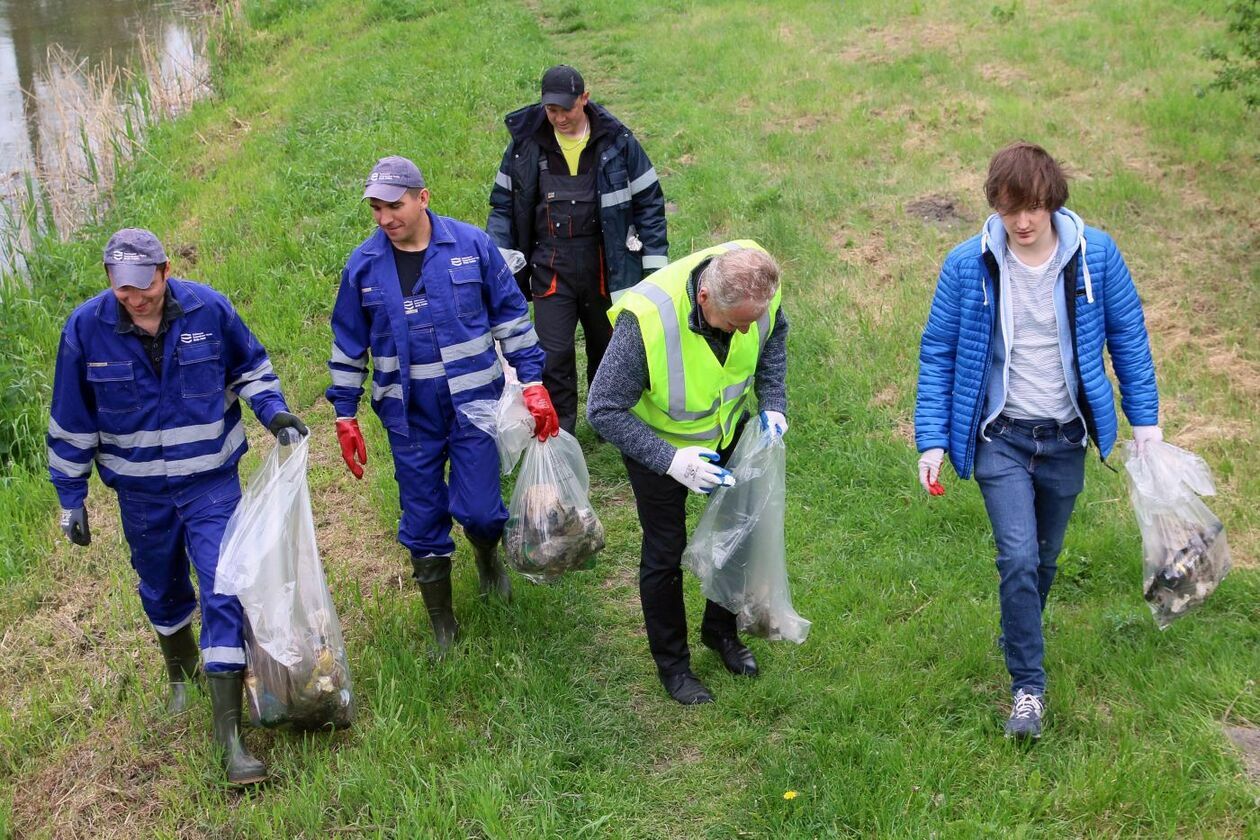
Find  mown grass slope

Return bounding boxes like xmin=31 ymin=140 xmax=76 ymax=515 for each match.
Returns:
xmin=1 ymin=0 xmax=1257 ymax=836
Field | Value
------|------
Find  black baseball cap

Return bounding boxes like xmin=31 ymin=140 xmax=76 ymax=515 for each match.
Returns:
xmin=540 ymin=65 xmax=585 ymax=109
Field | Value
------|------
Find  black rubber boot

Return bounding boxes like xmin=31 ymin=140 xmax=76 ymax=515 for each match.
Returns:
xmin=468 ymin=534 xmax=512 ymax=602
xmin=413 ymin=555 xmax=461 ymax=657
xmin=207 ymin=671 xmax=267 ymax=786
xmin=156 ymin=624 xmax=201 ymax=716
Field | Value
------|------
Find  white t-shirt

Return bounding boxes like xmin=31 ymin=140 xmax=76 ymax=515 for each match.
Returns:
xmin=1003 ymin=249 xmax=1076 ymax=422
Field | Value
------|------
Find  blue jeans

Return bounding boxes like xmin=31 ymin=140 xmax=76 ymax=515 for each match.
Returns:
xmin=974 ymin=415 xmax=1086 ymax=695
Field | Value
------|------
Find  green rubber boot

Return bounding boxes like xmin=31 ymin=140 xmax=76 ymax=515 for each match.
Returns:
xmin=207 ymin=671 xmax=267 ymax=786
xmin=469 ymin=534 xmax=512 ymax=602
xmin=156 ymin=624 xmax=201 ymax=716
xmin=416 ymin=577 xmax=461 ymax=657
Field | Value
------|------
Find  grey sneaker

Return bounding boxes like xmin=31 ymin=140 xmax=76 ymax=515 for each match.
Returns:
xmin=1004 ymin=689 xmax=1045 ymax=740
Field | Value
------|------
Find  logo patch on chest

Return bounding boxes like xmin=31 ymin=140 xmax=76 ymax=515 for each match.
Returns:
xmin=180 ymin=331 xmax=214 ymax=344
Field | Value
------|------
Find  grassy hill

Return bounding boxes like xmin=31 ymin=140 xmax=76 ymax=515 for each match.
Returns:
xmin=1 ymin=0 xmax=1257 ymax=835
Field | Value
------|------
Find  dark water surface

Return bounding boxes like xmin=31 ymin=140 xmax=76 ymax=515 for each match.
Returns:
xmin=0 ymin=0 xmax=208 ymax=189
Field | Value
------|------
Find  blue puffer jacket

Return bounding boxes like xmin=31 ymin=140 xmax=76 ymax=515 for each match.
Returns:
xmin=915 ymin=209 xmax=1159 ymax=479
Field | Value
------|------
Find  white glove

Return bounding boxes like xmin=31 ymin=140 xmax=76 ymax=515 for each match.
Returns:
xmin=918 ymin=448 xmax=945 ymax=496
xmin=759 ymin=410 xmax=788 ymax=438
xmin=667 ymin=447 xmax=736 ymax=494
xmin=1132 ymin=425 xmax=1163 ymax=457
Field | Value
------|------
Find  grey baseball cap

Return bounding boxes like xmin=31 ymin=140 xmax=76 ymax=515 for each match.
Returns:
xmin=541 ymin=65 xmax=585 ymax=109
xmin=363 ymin=155 xmax=426 ymax=202
xmin=103 ymin=227 xmax=167 ymax=289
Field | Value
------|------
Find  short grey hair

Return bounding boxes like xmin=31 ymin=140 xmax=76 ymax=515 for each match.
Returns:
xmin=698 ymin=247 xmax=780 ymax=310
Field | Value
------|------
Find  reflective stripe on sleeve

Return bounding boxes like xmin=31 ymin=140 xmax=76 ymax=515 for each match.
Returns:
xmin=495 ymin=171 xmax=512 ymax=191
xmin=47 ymin=447 xmax=93 ymax=477
xmin=629 ymin=167 xmax=658 ymax=195
xmin=490 ymin=314 xmax=531 ymax=339
xmin=230 ymin=360 xmax=274 ymax=387
xmin=237 ymin=378 xmax=281 ymax=400
xmin=500 ymin=327 xmax=539 ymax=354
xmin=331 ymin=343 xmax=367 ymax=369
xmin=642 ymin=254 xmax=669 ymax=270
xmin=330 ymin=368 xmax=367 ymax=388
xmin=48 ymin=417 xmax=99 ymax=450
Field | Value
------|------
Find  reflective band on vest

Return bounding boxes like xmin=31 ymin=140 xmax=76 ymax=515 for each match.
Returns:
xmin=607 ymin=239 xmax=780 ymax=450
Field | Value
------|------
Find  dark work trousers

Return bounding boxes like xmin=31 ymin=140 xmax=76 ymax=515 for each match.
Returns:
xmin=531 ymin=163 xmax=610 ymax=434
xmin=622 ymin=421 xmax=748 ymax=676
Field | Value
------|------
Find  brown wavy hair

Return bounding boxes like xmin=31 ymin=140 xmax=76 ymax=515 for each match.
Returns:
xmin=984 ymin=142 xmax=1069 ymax=214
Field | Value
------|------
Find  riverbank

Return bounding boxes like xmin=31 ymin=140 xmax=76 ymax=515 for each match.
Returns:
xmin=2 ymin=0 xmax=1258 ymax=835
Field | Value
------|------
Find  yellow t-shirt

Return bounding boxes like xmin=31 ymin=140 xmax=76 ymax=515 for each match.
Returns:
xmin=555 ymin=129 xmax=589 ymax=176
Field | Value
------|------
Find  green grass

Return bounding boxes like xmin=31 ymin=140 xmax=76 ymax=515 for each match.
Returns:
xmin=1 ymin=0 xmax=1257 ymax=836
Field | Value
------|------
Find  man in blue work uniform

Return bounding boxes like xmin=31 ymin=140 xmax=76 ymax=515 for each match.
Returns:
xmin=328 ymin=156 xmax=557 ymax=655
xmin=488 ymin=64 xmax=669 ymax=435
xmin=47 ymin=227 xmax=308 ymax=785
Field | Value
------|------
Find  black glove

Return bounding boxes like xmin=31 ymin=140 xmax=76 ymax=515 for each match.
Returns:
xmin=60 ymin=507 xmax=91 ymax=546
xmin=268 ymin=411 xmax=309 ymax=438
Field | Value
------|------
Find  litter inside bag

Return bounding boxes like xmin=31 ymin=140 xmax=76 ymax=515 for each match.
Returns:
xmin=683 ymin=429 xmax=810 ymax=643
xmin=458 ymin=382 xmax=534 ymax=475
xmin=215 ymin=434 xmax=354 ymax=728
xmin=504 ymin=430 xmax=604 ymax=583
xmin=1124 ymin=439 xmax=1231 ymax=630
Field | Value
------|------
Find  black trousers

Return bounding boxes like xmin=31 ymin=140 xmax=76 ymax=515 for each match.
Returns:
xmin=531 ymin=244 xmax=611 ymax=435
xmin=623 ymin=453 xmax=740 ymax=676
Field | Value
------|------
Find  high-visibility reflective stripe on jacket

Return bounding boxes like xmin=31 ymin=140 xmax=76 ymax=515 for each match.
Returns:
xmin=607 ymin=240 xmax=780 ymax=450
xmin=46 ymin=278 xmax=290 ymax=509
xmin=326 ymin=213 xmax=546 ymax=436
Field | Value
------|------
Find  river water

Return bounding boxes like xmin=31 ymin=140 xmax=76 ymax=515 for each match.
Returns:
xmin=0 ymin=0 xmax=210 ymax=261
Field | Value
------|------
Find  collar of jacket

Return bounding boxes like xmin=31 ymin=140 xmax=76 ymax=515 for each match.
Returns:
xmin=504 ymin=100 xmax=625 ymax=145
xmin=114 ymin=285 xmax=184 ymax=335
xmin=358 ymin=210 xmax=457 ymax=258
xmin=95 ymin=276 xmax=204 ymax=326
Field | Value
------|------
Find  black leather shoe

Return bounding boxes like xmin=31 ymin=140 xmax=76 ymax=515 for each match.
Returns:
xmin=701 ymin=633 xmax=759 ymax=677
xmin=659 ymin=670 xmax=714 ymax=705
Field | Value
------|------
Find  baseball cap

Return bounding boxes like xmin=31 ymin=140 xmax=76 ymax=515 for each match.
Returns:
xmin=103 ymin=228 xmax=168 ymax=289
xmin=540 ymin=65 xmax=585 ymax=109
xmin=363 ymin=155 xmax=426 ymax=202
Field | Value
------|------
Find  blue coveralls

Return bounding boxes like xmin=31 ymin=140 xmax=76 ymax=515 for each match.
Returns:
xmin=47 ymin=279 xmax=291 ymax=672
xmin=327 ymin=213 xmax=546 ymax=576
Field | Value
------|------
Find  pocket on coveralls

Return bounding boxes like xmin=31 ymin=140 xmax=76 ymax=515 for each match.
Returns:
xmin=449 ymin=266 xmax=484 ymax=320
xmin=86 ymin=361 xmax=141 ymax=413
xmin=176 ymin=340 xmax=224 ymax=398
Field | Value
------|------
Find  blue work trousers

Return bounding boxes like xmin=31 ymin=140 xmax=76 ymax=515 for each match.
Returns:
xmin=390 ymin=292 xmax=507 ymax=572
xmin=974 ymin=414 xmax=1086 ymax=695
xmin=116 ymin=471 xmax=246 ymax=672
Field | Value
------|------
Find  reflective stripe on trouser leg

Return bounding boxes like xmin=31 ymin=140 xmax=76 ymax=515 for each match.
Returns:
xmin=447 ymin=419 xmax=508 ymax=544
xmin=119 ymin=491 xmax=198 ymax=638
xmin=179 ymin=476 xmax=247 ymax=672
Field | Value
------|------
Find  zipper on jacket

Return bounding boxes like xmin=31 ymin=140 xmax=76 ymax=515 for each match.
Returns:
xmin=964 ymin=253 xmax=1000 ymax=476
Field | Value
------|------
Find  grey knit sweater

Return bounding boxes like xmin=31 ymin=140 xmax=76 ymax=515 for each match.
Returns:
xmin=587 ymin=263 xmax=789 ymax=474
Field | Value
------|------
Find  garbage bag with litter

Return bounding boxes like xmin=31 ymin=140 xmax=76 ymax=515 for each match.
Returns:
xmin=1124 ymin=439 xmax=1231 ymax=629
xmin=215 ymin=432 xmax=354 ymax=728
xmin=458 ymin=381 xmax=534 ymax=475
xmin=683 ymin=429 xmax=810 ymax=643
xmin=504 ymin=430 xmax=604 ymax=583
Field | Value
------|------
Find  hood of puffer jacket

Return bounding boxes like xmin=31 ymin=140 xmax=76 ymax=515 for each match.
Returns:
xmin=978 ymin=207 xmax=1094 ymax=305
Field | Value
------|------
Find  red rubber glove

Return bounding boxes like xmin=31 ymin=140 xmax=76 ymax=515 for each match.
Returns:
xmin=336 ymin=418 xmax=367 ymax=479
xmin=522 ymin=384 xmax=559 ymax=441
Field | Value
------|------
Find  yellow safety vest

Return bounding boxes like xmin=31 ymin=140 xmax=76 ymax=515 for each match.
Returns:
xmin=607 ymin=240 xmax=781 ymax=450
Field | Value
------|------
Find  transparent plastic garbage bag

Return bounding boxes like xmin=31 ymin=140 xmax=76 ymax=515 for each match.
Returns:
xmin=504 ymin=430 xmax=605 ymax=583
xmin=1124 ymin=439 xmax=1231 ymax=629
xmin=458 ymin=382 xmax=534 ymax=475
xmin=683 ymin=429 xmax=810 ymax=643
xmin=215 ymin=433 xmax=354 ymax=728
